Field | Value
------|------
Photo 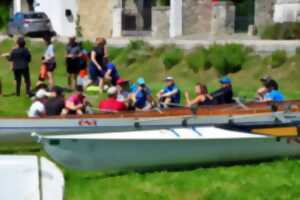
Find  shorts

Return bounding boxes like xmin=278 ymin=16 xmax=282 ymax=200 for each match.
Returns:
xmin=88 ymin=63 xmax=105 ymax=81
xmin=45 ymin=62 xmax=56 ymax=72
xmin=66 ymin=58 xmax=80 ymax=74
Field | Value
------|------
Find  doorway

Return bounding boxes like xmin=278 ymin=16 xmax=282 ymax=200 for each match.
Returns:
xmin=122 ymin=0 xmax=152 ymax=36
xmin=234 ymin=0 xmax=255 ymax=32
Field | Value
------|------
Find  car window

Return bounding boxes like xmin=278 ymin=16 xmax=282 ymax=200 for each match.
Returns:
xmin=24 ymin=13 xmax=47 ymax=19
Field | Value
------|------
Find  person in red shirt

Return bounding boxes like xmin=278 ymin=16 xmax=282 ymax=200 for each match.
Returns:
xmin=99 ymin=86 xmax=126 ymax=112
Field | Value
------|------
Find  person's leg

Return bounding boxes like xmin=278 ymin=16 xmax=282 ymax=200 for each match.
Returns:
xmin=23 ymin=68 xmax=31 ymax=96
xmin=14 ymin=70 xmax=22 ymax=96
xmin=47 ymin=72 xmax=54 ymax=88
xmin=98 ymin=78 xmax=104 ymax=93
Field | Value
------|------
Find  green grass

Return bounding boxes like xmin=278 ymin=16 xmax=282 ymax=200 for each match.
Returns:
xmin=1 ymin=39 xmax=300 ymax=199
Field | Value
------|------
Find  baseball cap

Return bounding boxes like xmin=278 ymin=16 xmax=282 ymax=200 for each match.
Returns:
xmin=165 ymin=76 xmax=174 ymax=81
xmin=219 ymin=76 xmax=232 ymax=84
xmin=107 ymin=87 xmax=118 ymax=95
xmin=136 ymin=77 xmax=146 ymax=85
xmin=117 ymin=79 xmax=127 ymax=85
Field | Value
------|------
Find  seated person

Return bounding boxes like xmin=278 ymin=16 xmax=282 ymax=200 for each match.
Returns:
xmin=260 ymin=82 xmax=284 ymax=102
xmin=27 ymin=90 xmax=49 ymax=118
xmin=104 ymin=62 xmax=120 ymax=86
xmin=157 ymin=77 xmax=181 ymax=107
xmin=45 ymin=86 xmax=65 ymax=116
xmin=185 ymin=83 xmax=213 ymax=107
xmin=61 ymin=85 xmax=87 ymax=116
xmin=131 ymin=78 xmax=153 ymax=111
xmin=117 ymin=79 xmax=131 ymax=103
xmin=211 ymin=76 xmax=234 ymax=104
xmin=257 ymin=75 xmax=279 ymax=101
xmin=99 ymin=86 xmax=126 ymax=112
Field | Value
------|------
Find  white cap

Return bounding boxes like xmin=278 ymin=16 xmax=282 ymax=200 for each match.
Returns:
xmin=107 ymin=87 xmax=117 ymax=95
xmin=165 ymin=76 xmax=174 ymax=81
xmin=35 ymin=89 xmax=50 ymax=99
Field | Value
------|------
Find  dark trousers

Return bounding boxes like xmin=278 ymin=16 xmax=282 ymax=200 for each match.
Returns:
xmin=14 ymin=68 xmax=31 ymax=96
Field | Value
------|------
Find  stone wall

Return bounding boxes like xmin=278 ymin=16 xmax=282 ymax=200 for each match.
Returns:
xmin=152 ymin=7 xmax=169 ymax=38
xmin=78 ymin=0 xmax=120 ymax=40
xmin=255 ymin=0 xmax=277 ymax=28
xmin=182 ymin=0 xmax=212 ymax=35
xmin=211 ymin=1 xmax=235 ymax=35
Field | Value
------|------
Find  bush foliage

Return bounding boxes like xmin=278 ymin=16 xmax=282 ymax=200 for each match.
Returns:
xmin=259 ymin=22 xmax=300 ymax=40
xmin=186 ymin=48 xmax=210 ymax=73
xmin=207 ymin=44 xmax=249 ymax=75
xmin=269 ymin=50 xmax=287 ymax=68
xmin=162 ymin=48 xmax=184 ymax=70
xmin=0 ymin=3 xmax=9 ymax=31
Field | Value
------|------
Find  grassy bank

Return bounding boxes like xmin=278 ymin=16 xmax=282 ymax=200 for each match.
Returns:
xmin=1 ymin=39 xmax=300 ymax=199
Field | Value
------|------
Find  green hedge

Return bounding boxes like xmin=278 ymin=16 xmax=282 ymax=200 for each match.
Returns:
xmin=259 ymin=22 xmax=300 ymax=40
xmin=162 ymin=48 xmax=184 ymax=70
xmin=0 ymin=3 xmax=9 ymax=31
xmin=186 ymin=48 xmax=210 ymax=73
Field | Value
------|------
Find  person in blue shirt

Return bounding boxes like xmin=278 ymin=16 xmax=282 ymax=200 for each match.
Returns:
xmin=157 ymin=76 xmax=181 ymax=107
xmin=261 ymin=82 xmax=284 ymax=102
xmin=104 ymin=63 xmax=120 ymax=86
xmin=132 ymin=77 xmax=153 ymax=111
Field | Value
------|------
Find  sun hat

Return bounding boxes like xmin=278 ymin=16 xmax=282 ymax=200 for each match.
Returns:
xmin=107 ymin=87 xmax=118 ymax=95
xmin=35 ymin=89 xmax=50 ymax=99
xmin=165 ymin=76 xmax=174 ymax=81
xmin=219 ymin=76 xmax=232 ymax=84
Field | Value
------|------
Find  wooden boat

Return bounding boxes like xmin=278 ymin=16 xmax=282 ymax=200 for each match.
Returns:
xmin=36 ymin=126 xmax=300 ymax=172
xmin=2 ymin=100 xmax=300 ymax=143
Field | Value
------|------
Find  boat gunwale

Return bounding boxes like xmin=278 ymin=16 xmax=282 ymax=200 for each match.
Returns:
xmin=1 ymin=100 xmax=300 ymax=120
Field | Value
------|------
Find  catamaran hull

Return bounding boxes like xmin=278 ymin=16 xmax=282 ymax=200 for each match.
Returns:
xmin=39 ymin=127 xmax=300 ymax=172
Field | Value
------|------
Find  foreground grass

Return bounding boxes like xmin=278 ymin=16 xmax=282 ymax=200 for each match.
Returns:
xmin=1 ymin=39 xmax=300 ymax=199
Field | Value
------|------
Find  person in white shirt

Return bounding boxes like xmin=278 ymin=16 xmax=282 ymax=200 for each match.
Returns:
xmin=42 ymin=35 xmax=56 ymax=88
xmin=27 ymin=89 xmax=49 ymax=118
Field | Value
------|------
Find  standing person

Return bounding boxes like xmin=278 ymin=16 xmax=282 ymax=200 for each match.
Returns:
xmin=89 ymin=37 xmax=108 ymax=93
xmin=157 ymin=77 xmax=181 ymax=108
xmin=42 ymin=35 xmax=56 ymax=88
xmin=211 ymin=76 xmax=234 ymax=105
xmin=66 ymin=37 xmax=81 ymax=89
xmin=5 ymin=37 xmax=31 ymax=96
xmin=185 ymin=83 xmax=213 ymax=107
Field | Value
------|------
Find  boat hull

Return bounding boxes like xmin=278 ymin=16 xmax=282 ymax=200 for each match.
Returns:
xmin=40 ymin=127 xmax=300 ymax=172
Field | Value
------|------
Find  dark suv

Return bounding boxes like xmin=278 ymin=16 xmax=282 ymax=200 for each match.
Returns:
xmin=7 ymin=12 xmax=55 ymax=37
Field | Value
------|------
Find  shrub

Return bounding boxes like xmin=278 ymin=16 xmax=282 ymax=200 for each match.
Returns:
xmin=207 ymin=44 xmax=228 ymax=75
xmin=81 ymin=40 xmax=94 ymax=52
xmin=207 ymin=44 xmax=249 ymax=75
xmin=162 ymin=48 xmax=183 ymax=70
xmin=108 ymin=47 xmax=123 ymax=61
xmin=269 ymin=50 xmax=287 ymax=68
xmin=223 ymin=43 xmax=248 ymax=73
xmin=0 ymin=4 xmax=9 ymax=31
xmin=259 ymin=22 xmax=300 ymax=40
xmin=185 ymin=47 xmax=210 ymax=73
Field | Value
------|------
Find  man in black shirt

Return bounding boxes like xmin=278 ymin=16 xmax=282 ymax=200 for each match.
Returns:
xmin=5 ymin=37 xmax=31 ymax=96
xmin=211 ymin=76 xmax=234 ymax=105
xmin=45 ymin=86 xmax=65 ymax=116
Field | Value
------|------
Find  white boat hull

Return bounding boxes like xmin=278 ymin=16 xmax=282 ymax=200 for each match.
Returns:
xmin=39 ymin=127 xmax=300 ymax=172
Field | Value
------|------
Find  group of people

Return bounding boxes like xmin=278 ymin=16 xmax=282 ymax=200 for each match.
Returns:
xmin=0 ymin=36 xmax=285 ymax=117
